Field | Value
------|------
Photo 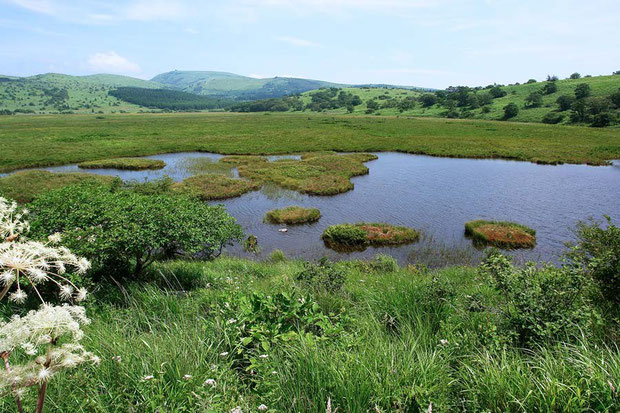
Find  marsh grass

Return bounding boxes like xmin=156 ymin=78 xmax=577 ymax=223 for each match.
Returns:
xmin=180 ymin=157 xmax=235 ymax=177
xmin=322 ymin=222 xmax=420 ymax=251
xmin=465 ymin=219 xmax=536 ymax=248
xmin=228 ymin=153 xmax=376 ymax=196
xmin=78 ymin=157 xmax=166 ymax=170
xmin=264 ymin=206 xmax=321 ymax=225
xmin=0 ymin=170 xmax=116 ymax=203
xmin=172 ymin=174 xmax=262 ymax=200
xmin=2 ymin=256 xmax=616 ymax=412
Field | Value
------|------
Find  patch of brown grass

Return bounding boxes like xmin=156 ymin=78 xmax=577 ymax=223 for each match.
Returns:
xmin=172 ymin=174 xmax=261 ymax=200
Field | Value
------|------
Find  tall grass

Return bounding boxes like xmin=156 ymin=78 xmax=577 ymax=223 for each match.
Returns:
xmin=1 ymin=257 xmax=617 ymax=412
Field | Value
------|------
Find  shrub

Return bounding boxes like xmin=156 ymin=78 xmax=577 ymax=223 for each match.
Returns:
xmin=542 ymin=112 xmax=564 ymax=124
xmin=556 ymin=95 xmax=576 ymax=111
xmin=480 ymin=250 xmax=596 ymax=346
xmin=542 ymin=82 xmax=558 ymax=95
xmin=502 ymin=103 xmax=518 ymax=119
xmin=322 ymin=224 xmax=368 ymax=248
xmin=525 ymin=92 xmax=543 ymax=107
xmin=569 ymin=72 xmax=581 ymax=79
xmin=566 ymin=217 xmax=619 ymax=305
xmin=296 ymin=258 xmax=346 ymax=292
xmin=489 ymin=86 xmax=507 ymax=99
xmin=368 ymin=254 xmax=399 ymax=272
xmin=590 ymin=112 xmax=612 ymax=127
xmin=29 ymin=183 xmax=244 ymax=278
xmin=575 ymin=83 xmax=591 ymax=99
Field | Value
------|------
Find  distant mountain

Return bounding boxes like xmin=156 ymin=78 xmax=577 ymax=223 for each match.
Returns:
xmin=0 ymin=73 xmax=165 ymax=114
xmin=151 ymin=70 xmax=347 ymax=100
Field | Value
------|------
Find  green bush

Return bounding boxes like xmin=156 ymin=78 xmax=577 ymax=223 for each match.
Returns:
xmin=29 ymin=183 xmax=244 ymax=278
xmin=542 ymin=112 xmax=565 ymax=124
xmin=502 ymin=103 xmax=519 ymax=119
xmin=480 ymin=250 xmax=597 ymax=346
xmin=567 ymin=217 xmax=619 ymax=305
xmin=368 ymin=254 xmax=399 ymax=272
xmin=322 ymin=224 xmax=368 ymax=247
xmin=296 ymin=258 xmax=346 ymax=292
xmin=268 ymin=249 xmax=286 ymax=263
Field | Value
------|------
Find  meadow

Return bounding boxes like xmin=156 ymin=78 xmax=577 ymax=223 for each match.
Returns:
xmin=1 ymin=112 xmax=619 ymax=173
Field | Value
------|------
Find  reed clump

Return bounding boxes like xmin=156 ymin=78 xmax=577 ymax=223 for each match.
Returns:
xmin=78 ymin=158 xmax=166 ymax=170
xmin=322 ymin=222 xmax=420 ymax=251
xmin=264 ymin=206 xmax=321 ymax=225
xmin=172 ymin=174 xmax=261 ymax=200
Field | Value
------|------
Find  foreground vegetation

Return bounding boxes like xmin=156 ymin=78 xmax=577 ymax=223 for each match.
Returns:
xmin=0 ymin=181 xmax=618 ymax=412
xmin=465 ymin=220 xmax=537 ymax=249
xmin=2 ymin=113 xmax=619 ymax=173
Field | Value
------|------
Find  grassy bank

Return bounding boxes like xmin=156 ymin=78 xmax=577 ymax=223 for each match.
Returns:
xmin=78 ymin=157 xmax=166 ymax=170
xmin=1 ymin=113 xmax=619 ymax=172
xmin=1 ymin=256 xmax=616 ymax=412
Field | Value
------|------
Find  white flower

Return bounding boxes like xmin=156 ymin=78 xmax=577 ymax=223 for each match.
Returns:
xmin=204 ymin=378 xmax=216 ymax=387
xmin=219 ymin=351 xmax=229 ymax=357
xmin=439 ymin=339 xmax=448 ymax=346
xmin=0 ymin=271 xmax=15 ymax=286
xmin=75 ymin=288 xmax=88 ymax=302
xmin=142 ymin=375 xmax=155 ymax=381
xmin=9 ymin=289 xmax=26 ymax=303
xmin=259 ymin=354 xmax=268 ymax=359
xmin=183 ymin=374 xmax=192 ymax=380
xmin=230 ymin=407 xmax=243 ymax=413
xmin=113 ymin=355 xmax=122 ymax=363
xmin=258 ymin=404 xmax=268 ymax=411
xmin=37 ymin=368 xmax=52 ymax=381
xmin=59 ymin=285 xmax=74 ymax=301
xmin=47 ymin=233 xmax=62 ymax=244
xmin=227 ymin=318 xmax=236 ymax=324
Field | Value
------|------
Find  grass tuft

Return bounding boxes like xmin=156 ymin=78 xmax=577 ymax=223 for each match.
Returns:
xmin=78 ymin=157 xmax=166 ymax=170
xmin=264 ymin=206 xmax=321 ymax=225
xmin=172 ymin=174 xmax=261 ymax=200
xmin=465 ymin=219 xmax=536 ymax=248
xmin=322 ymin=222 xmax=420 ymax=251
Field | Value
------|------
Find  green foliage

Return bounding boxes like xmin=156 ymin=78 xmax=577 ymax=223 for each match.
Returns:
xmin=567 ymin=217 xmax=620 ymax=305
xmin=263 ymin=206 xmax=321 ymax=225
xmin=542 ymin=81 xmax=558 ymax=95
xmin=368 ymin=254 xmax=399 ymax=272
xmin=109 ymin=87 xmax=232 ymax=110
xmin=525 ymin=91 xmax=543 ymax=107
xmin=502 ymin=102 xmax=519 ymax=119
xmin=570 ymin=72 xmax=582 ymax=80
xmin=322 ymin=223 xmax=420 ymax=251
xmin=556 ymin=94 xmax=576 ymax=111
xmin=575 ymin=83 xmax=592 ymax=99
xmin=542 ymin=111 xmax=564 ymax=124
xmin=78 ymin=157 xmax=166 ymax=170
xmin=268 ymin=249 xmax=286 ymax=263
xmin=296 ymin=258 xmax=346 ymax=292
xmin=480 ymin=250 xmax=597 ymax=346
xmin=321 ymin=224 xmax=370 ymax=248
xmin=29 ymin=183 xmax=244 ymax=277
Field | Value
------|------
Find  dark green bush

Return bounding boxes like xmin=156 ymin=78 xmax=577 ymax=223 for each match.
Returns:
xmin=542 ymin=112 xmax=564 ymax=124
xmin=296 ymin=258 xmax=346 ymax=292
xmin=322 ymin=224 xmax=368 ymax=247
xmin=29 ymin=183 xmax=244 ymax=278
xmin=480 ymin=250 xmax=597 ymax=346
xmin=369 ymin=254 xmax=399 ymax=272
xmin=502 ymin=103 xmax=519 ymax=119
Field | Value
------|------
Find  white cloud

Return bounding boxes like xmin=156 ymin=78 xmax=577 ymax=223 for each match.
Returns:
xmin=275 ymin=35 xmax=319 ymax=47
xmin=87 ymin=51 xmax=140 ymax=74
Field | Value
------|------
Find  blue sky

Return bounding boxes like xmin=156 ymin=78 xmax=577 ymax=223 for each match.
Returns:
xmin=1 ymin=0 xmax=619 ymax=89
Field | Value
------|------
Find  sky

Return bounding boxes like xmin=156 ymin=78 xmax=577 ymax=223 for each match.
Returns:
xmin=1 ymin=0 xmax=619 ymax=89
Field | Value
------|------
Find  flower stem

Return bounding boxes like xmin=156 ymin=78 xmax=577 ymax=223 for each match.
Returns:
xmin=1 ymin=352 xmax=24 ymax=413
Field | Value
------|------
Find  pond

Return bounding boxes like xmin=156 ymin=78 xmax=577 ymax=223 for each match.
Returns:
xmin=6 ymin=152 xmax=620 ymax=266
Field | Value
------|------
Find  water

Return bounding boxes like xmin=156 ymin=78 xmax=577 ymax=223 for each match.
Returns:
xmin=5 ymin=152 xmax=619 ymax=265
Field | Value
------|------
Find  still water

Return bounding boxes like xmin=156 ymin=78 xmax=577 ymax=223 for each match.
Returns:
xmin=8 ymin=152 xmax=620 ymax=265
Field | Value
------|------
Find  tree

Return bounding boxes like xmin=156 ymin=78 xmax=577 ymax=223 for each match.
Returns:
xmin=569 ymin=72 xmax=581 ymax=79
xmin=542 ymin=82 xmax=558 ymax=95
xmin=590 ymin=113 xmax=611 ymax=127
xmin=542 ymin=112 xmax=564 ymax=124
xmin=526 ymin=79 xmax=537 ymax=84
xmin=419 ymin=94 xmax=437 ymax=107
xmin=556 ymin=95 xmax=576 ymax=111
xmin=611 ymin=89 xmax=620 ymax=108
xmin=489 ymin=86 xmax=507 ymax=99
xmin=525 ymin=91 xmax=543 ymax=108
xmin=30 ymin=184 xmax=244 ymax=278
xmin=503 ymin=103 xmax=519 ymax=119
xmin=546 ymin=74 xmax=559 ymax=81
xmin=575 ymin=83 xmax=591 ymax=99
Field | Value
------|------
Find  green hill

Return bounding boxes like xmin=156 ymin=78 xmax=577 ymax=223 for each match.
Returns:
xmin=232 ymin=74 xmax=620 ymax=127
xmin=151 ymin=70 xmax=347 ymax=99
xmin=0 ymin=73 xmax=166 ymax=114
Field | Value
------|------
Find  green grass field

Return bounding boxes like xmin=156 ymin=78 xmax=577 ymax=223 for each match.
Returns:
xmin=1 ymin=256 xmax=616 ymax=412
xmin=1 ymin=113 xmax=618 ymax=173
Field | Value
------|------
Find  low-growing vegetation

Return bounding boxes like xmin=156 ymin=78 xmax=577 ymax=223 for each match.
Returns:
xmin=465 ymin=219 xmax=536 ymax=248
xmin=78 ymin=157 xmax=166 ymax=170
xmin=264 ymin=206 xmax=321 ymax=225
xmin=228 ymin=153 xmax=377 ymax=196
xmin=0 ymin=170 xmax=115 ymax=203
xmin=172 ymin=174 xmax=262 ymax=200
xmin=322 ymin=222 xmax=420 ymax=251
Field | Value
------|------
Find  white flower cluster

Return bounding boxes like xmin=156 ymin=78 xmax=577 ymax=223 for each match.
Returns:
xmin=0 ymin=196 xmax=91 ymax=304
xmin=0 ymin=240 xmax=90 ymax=303
xmin=0 ymin=305 xmax=99 ymax=393
xmin=0 ymin=198 xmax=29 ymax=241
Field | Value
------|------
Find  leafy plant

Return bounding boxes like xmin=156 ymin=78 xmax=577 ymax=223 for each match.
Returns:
xmin=29 ymin=183 xmax=244 ymax=278
xmin=296 ymin=258 xmax=346 ymax=292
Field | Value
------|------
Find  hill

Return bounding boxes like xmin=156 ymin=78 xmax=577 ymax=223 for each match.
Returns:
xmin=231 ymin=74 xmax=620 ymax=127
xmin=151 ymin=70 xmax=347 ymax=100
xmin=0 ymin=73 xmax=166 ymax=114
